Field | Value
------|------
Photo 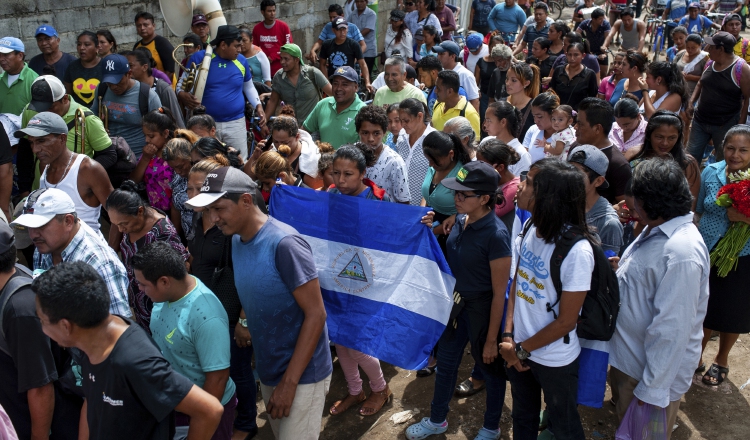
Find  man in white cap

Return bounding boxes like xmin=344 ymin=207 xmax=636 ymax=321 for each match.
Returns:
xmin=10 ymin=188 xmax=130 ymax=317
xmin=187 ymin=166 xmax=332 ymax=439
xmin=14 ymin=112 xmax=114 ymax=238
xmin=0 ymin=37 xmax=39 ymax=115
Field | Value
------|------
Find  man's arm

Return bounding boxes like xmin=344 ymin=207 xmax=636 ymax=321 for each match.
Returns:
xmin=0 ymin=163 xmax=12 ymax=221
xmin=307 ymin=39 xmax=324 ymax=63
xmin=637 ymin=21 xmax=647 ymax=52
xmin=155 ymin=36 xmax=176 ymax=78
xmin=358 ymin=58 xmax=374 ymax=94
xmin=264 ymin=90 xmax=282 ymax=125
xmin=740 ymin=63 xmax=750 ymax=124
xmin=266 ymin=279 xmax=327 ymax=419
xmin=202 ymin=370 xmax=230 ymax=402
xmin=27 ymin=383 xmax=55 ymax=440
xmin=359 ymin=40 xmax=367 ymax=54
xmin=601 ymin=21 xmax=620 ymax=51
xmin=82 ymin=158 xmax=114 ymax=209
xmin=174 ymin=385 xmax=224 ymax=440
xmin=515 ymin=26 xmax=528 ymax=50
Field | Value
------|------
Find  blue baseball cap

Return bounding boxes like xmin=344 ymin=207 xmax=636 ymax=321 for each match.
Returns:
xmin=0 ymin=37 xmax=24 ymax=54
xmin=35 ymin=25 xmax=58 ymax=38
xmin=466 ymin=33 xmax=483 ymax=51
xmin=330 ymin=65 xmax=359 ymax=83
xmin=433 ymin=40 xmax=461 ymax=57
xmin=101 ymin=54 xmax=131 ymax=84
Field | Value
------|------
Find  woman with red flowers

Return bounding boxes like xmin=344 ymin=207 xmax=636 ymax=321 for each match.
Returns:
xmin=694 ymin=124 xmax=750 ymax=387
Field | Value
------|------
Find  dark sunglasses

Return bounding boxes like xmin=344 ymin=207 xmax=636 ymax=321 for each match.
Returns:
xmin=520 ymin=171 xmax=529 ymax=182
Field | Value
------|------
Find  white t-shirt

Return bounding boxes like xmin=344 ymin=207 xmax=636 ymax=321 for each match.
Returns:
xmin=479 ymin=136 xmax=532 ymax=175
xmin=6 ymin=73 xmax=19 ymax=87
xmin=513 ymin=225 xmax=594 ymax=367
xmin=366 ymin=146 xmax=410 ymax=203
xmin=549 ymin=126 xmax=576 ymax=159
xmin=522 ymin=124 xmax=552 ymax=164
xmin=465 ymin=44 xmax=489 ymax=76
xmin=452 ymin=64 xmax=479 ymax=100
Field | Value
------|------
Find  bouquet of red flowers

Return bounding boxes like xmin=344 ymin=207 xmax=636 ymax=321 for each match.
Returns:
xmin=712 ymin=170 xmax=750 ymax=277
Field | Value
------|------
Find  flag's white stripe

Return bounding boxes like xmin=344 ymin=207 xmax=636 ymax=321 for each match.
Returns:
xmin=302 ymin=235 xmax=455 ymax=324
xmin=579 ymin=338 xmax=610 ymax=353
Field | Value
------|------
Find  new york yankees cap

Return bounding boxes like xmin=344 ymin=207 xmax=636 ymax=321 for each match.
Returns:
xmin=101 ymin=54 xmax=130 ymax=84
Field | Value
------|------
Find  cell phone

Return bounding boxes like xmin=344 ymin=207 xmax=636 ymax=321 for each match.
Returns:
xmin=261 ymin=135 xmax=274 ymax=151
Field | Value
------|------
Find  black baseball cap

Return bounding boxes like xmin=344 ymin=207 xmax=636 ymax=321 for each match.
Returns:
xmin=211 ymin=25 xmax=240 ymax=45
xmin=705 ymin=31 xmax=736 ymax=51
xmin=441 ymin=161 xmax=498 ymax=193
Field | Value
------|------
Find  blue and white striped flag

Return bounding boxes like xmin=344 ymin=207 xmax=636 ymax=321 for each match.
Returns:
xmin=269 ymin=185 xmax=455 ymax=370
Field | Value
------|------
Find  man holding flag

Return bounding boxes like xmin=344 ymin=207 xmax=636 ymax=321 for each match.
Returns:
xmin=186 ymin=166 xmax=332 ymax=440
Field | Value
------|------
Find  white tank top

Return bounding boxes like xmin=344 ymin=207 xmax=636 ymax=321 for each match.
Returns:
xmin=40 ymin=154 xmax=102 ymax=231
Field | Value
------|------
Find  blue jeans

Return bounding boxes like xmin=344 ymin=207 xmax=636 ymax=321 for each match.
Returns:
xmin=687 ymin=114 xmax=740 ymax=163
xmin=505 ymin=358 xmax=584 ymax=440
xmin=229 ymin=330 xmax=258 ymax=432
xmin=430 ymin=310 xmax=506 ymax=430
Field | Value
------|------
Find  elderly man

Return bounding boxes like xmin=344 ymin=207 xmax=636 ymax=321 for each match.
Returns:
xmin=372 ymin=56 xmax=427 ymax=108
xmin=264 ymin=44 xmax=332 ymax=127
xmin=27 ymin=25 xmax=76 ymax=81
xmin=0 ymin=37 xmax=39 ymax=115
xmin=434 ymin=41 xmax=480 ymax=111
xmin=11 ymin=188 xmax=130 ymax=317
xmin=609 ymin=158 xmax=709 ymax=440
xmin=303 ymin=66 xmax=366 ymax=149
xmin=488 ymin=44 xmax=513 ymax=103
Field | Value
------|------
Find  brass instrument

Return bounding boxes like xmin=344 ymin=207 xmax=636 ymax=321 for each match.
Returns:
xmin=74 ymin=107 xmax=87 ymax=156
xmin=160 ymin=0 xmax=226 ymax=105
xmin=98 ymin=96 xmax=108 ymax=132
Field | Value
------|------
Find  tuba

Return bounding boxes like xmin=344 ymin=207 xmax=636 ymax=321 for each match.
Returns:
xmin=160 ymin=0 xmax=227 ymax=104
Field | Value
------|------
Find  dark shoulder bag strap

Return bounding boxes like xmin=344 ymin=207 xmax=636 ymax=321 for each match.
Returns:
xmin=138 ymin=81 xmax=151 ymax=117
xmin=549 ymin=226 xmax=587 ymax=344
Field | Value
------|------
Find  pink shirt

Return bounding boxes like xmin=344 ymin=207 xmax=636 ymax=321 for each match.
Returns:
xmin=609 ymin=117 xmax=648 ymax=154
xmin=495 ymin=176 xmax=520 ymax=217
xmin=598 ymin=75 xmax=618 ymax=102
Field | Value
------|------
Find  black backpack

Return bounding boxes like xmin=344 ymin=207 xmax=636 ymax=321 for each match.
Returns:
xmin=0 ymin=264 xmax=34 ymax=357
xmin=521 ymin=222 xmax=620 ymax=343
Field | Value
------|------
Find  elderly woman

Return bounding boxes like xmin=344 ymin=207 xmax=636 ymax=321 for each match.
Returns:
xmin=487 ymin=44 xmax=513 ymax=105
xmin=443 ymin=116 xmax=478 ymax=160
xmin=695 ymin=125 xmax=750 ymax=388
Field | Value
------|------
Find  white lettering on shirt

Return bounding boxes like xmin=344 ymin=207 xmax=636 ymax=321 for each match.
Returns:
xmin=260 ymin=35 xmax=278 ymax=43
xmin=102 ymin=393 xmax=124 ymax=407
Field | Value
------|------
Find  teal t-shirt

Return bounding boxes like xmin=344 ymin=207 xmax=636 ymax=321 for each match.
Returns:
xmin=421 ymin=162 xmax=462 ymax=216
xmin=150 ymin=276 xmax=236 ymax=405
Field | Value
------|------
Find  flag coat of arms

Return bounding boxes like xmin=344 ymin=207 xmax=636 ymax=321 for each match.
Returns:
xmin=269 ymin=185 xmax=455 ymax=370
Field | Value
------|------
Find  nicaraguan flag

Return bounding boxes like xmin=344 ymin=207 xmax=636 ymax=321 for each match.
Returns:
xmin=269 ymin=185 xmax=456 ymax=370
xmin=578 ymin=339 xmax=610 ymax=408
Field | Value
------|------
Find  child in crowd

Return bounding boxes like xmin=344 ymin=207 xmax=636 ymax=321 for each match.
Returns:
xmin=316 ymin=141 xmax=335 ymax=189
xmin=385 ymin=103 xmax=402 ymax=150
xmin=544 ymin=105 xmax=576 ymax=159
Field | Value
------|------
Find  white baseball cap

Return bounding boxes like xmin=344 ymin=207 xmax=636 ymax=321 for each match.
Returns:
xmin=11 ymin=188 xmax=76 ymax=229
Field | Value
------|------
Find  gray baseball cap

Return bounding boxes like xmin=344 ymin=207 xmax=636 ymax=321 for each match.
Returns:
xmin=14 ymin=112 xmax=68 ymax=138
xmin=186 ymin=166 xmax=257 ymax=208
xmin=0 ymin=221 xmax=16 ymax=254
xmin=569 ymin=144 xmax=610 ymax=189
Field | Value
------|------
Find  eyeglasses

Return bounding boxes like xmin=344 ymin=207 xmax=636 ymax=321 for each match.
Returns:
xmin=453 ymin=191 xmax=483 ymax=202
xmin=520 ymin=171 xmax=529 ymax=182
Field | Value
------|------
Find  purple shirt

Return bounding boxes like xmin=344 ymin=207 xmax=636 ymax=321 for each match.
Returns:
xmin=434 ymin=6 xmax=456 ymax=41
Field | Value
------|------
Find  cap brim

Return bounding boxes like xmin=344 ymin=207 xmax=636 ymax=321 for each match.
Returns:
xmin=0 ymin=47 xmax=13 ymax=54
xmin=432 ymin=46 xmax=447 ymax=53
xmin=14 ymin=127 xmax=51 ymax=139
xmin=11 ymin=213 xmax=56 ymax=229
xmin=185 ymin=191 xmax=226 ymax=208
xmin=193 ymin=20 xmax=208 ymax=25
xmin=101 ymin=73 xmax=124 ymax=84
xmin=441 ymin=178 xmax=475 ymax=192
xmin=28 ymin=100 xmax=53 ymax=112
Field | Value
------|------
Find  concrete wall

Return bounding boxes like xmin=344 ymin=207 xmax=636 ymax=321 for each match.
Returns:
xmin=1 ymin=0 xmax=396 ymax=61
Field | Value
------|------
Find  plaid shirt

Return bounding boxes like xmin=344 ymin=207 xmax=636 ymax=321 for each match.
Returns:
xmin=33 ymin=222 xmax=131 ymax=317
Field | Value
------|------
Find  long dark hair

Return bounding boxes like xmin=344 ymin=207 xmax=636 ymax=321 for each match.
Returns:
xmin=646 ymin=61 xmax=689 ymax=107
xmin=96 ymin=29 xmax=117 ymax=53
xmin=529 ymin=158 xmax=593 ymax=243
xmin=192 ymin=137 xmax=243 ymax=169
xmin=635 ymin=110 xmax=689 ymax=170
xmin=422 ymin=131 xmax=471 ymax=165
xmin=488 ymin=101 xmax=522 ymax=139
xmin=106 ymin=180 xmax=148 ymax=216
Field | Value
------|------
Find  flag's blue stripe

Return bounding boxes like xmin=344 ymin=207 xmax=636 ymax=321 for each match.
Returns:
xmin=270 ymin=185 xmax=452 ymax=275
xmin=322 ymin=288 xmax=445 ymax=370
xmin=577 ymin=347 xmax=609 ymax=408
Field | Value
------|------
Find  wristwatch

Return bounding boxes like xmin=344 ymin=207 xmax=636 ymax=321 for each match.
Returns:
xmin=238 ymin=318 xmax=248 ymax=328
xmin=515 ymin=342 xmax=531 ymax=361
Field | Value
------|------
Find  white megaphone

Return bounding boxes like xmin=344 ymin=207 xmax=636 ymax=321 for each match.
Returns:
xmin=160 ymin=0 xmax=227 ymax=103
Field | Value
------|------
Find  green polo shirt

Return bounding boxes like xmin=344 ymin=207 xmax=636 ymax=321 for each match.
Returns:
xmin=0 ymin=63 xmax=39 ymax=115
xmin=272 ymin=65 xmax=329 ymax=126
xmin=303 ymin=96 xmax=366 ymax=149
xmin=22 ymin=95 xmax=112 ymax=189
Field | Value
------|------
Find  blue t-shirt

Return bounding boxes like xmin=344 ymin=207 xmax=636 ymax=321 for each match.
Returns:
xmin=678 ymin=15 xmax=713 ymax=33
xmin=150 ymin=277 xmax=236 ymax=405
xmin=232 ymin=217 xmax=333 ymax=386
xmin=318 ymin=21 xmax=365 ymax=42
xmin=426 ymin=86 xmax=468 ymax=116
xmin=666 ymin=0 xmax=688 ymax=20
xmin=187 ymin=51 xmax=252 ymax=122
xmin=488 ymin=4 xmax=527 ymax=37
xmin=472 ymin=0 xmax=496 ymax=28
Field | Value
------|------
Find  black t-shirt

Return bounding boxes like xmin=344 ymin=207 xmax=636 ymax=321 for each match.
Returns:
xmin=487 ymin=68 xmax=508 ymax=102
xmin=0 ymin=128 xmax=12 ymax=166
xmin=188 ymin=212 xmax=228 ymax=286
xmin=598 ymin=145 xmax=633 ymax=204
xmin=28 ymin=52 xmax=77 ymax=82
xmin=70 ymin=317 xmax=194 ymax=440
xmin=63 ymin=60 xmax=103 ymax=107
xmin=320 ymin=38 xmax=363 ymax=77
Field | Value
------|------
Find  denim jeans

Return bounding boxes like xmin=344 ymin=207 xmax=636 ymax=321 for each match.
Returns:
xmin=430 ymin=310 xmax=506 ymax=430
xmin=687 ymin=114 xmax=740 ymax=163
xmin=505 ymin=358 xmax=584 ymax=440
xmin=229 ymin=329 xmax=258 ymax=432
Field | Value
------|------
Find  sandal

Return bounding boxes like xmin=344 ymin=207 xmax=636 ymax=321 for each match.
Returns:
xmin=695 ymin=362 xmax=706 ymax=375
xmin=455 ymin=378 xmax=486 ymax=397
xmin=473 ymin=427 xmax=501 ymax=440
xmin=329 ymin=390 xmax=366 ymax=415
xmin=702 ymin=363 xmax=729 ymax=387
xmin=405 ymin=418 xmax=448 ymax=440
xmin=417 ymin=365 xmax=437 ymax=377
xmin=359 ymin=385 xmax=392 ymax=416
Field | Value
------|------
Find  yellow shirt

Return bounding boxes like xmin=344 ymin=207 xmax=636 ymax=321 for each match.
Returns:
xmin=734 ymin=38 xmax=750 ymax=63
xmin=431 ymin=96 xmax=481 ymax=139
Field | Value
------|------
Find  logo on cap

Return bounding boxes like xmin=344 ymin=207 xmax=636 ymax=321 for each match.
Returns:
xmin=0 ymin=39 xmax=10 ymax=47
xmin=456 ymin=168 xmax=468 ymax=182
xmin=337 ymin=67 xmax=346 ymax=74
xmin=28 ymin=119 xmax=41 ymax=126
xmin=105 ymin=60 xmax=115 ymax=71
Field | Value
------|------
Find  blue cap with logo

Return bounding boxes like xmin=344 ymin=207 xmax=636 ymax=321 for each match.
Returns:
xmin=466 ymin=33 xmax=483 ymax=51
xmin=330 ymin=65 xmax=359 ymax=83
xmin=101 ymin=54 xmax=131 ymax=84
xmin=35 ymin=25 xmax=58 ymax=38
xmin=0 ymin=37 xmax=24 ymax=54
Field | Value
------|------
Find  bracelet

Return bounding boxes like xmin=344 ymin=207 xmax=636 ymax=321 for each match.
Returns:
xmin=501 ymin=332 xmax=514 ymax=339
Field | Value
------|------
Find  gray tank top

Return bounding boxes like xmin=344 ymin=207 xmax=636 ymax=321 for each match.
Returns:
xmin=621 ymin=20 xmax=640 ymax=51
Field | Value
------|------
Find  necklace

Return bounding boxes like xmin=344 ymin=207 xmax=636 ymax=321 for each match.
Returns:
xmin=44 ymin=152 xmax=75 ymax=188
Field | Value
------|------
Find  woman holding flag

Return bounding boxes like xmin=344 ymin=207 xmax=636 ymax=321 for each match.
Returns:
xmin=406 ymin=161 xmax=512 ymax=440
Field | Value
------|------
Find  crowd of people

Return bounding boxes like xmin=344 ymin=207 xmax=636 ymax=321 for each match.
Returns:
xmin=0 ymin=1 xmax=748 ymax=439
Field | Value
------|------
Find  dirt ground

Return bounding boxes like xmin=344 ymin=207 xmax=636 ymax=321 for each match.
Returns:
xmin=245 ymin=334 xmax=750 ymax=440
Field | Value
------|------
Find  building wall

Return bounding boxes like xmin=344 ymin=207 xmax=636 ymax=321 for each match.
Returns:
xmin=1 ymin=0 xmax=396 ymax=62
